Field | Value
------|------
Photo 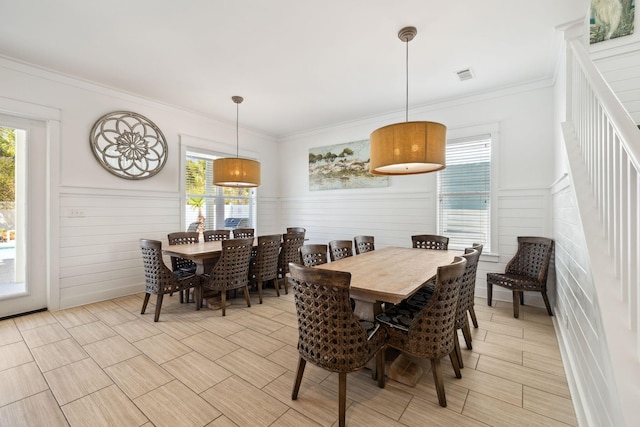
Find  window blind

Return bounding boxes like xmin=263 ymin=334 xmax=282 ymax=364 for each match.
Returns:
xmin=438 ymin=135 xmax=491 ymax=251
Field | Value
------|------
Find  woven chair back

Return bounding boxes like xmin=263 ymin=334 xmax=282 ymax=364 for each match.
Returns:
xmin=232 ymin=228 xmax=255 ymax=239
xmin=167 ymin=232 xmax=199 ymax=271
xmin=288 ymin=263 xmax=373 ymax=372
xmin=401 ymin=256 xmax=466 ymax=358
xmin=277 ymin=233 xmax=305 ymax=276
xmin=455 ymin=248 xmax=481 ymax=329
xmin=140 ymin=239 xmax=180 ymax=295
xmin=299 ymin=244 xmax=328 ymax=267
xmin=203 ymin=229 xmax=230 ymax=241
xmin=205 ymin=237 xmax=254 ymax=291
xmin=287 ymin=227 xmax=306 ymax=236
xmin=411 ymin=234 xmax=449 ymax=250
xmin=328 ymin=240 xmax=353 ymax=261
xmin=249 ymin=234 xmax=281 ymax=282
xmin=354 ymin=235 xmax=375 ymax=255
xmin=505 ymin=237 xmax=554 ymax=283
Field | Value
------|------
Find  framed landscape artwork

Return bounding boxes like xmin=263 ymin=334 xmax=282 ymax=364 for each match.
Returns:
xmin=309 ymin=139 xmax=388 ymax=191
xmin=590 ymin=0 xmax=635 ymax=44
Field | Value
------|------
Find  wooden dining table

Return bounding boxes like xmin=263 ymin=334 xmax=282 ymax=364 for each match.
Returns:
xmin=315 ymin=246 xmax=459 ymax=321
xmin=162 ymin=239 xmax=257 ymax=275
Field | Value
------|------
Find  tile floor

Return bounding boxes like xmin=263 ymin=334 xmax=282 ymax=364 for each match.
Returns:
xmin=0 ymin=289 xmax=577 ymax=426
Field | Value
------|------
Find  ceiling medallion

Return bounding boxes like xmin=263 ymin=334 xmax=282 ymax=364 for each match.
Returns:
xmin=90 ymin=111 xmax=168 ymax=180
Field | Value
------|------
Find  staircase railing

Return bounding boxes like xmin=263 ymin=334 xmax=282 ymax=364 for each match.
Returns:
xmin=567 ymin=36 xmax=640 ymax=358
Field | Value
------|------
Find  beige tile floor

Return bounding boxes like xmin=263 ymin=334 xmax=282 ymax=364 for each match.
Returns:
xmin=0 ymin=289 xmax=577 ymax=426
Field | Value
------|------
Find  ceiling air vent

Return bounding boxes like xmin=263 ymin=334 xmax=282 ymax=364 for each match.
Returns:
xmin=456 ymin=68 xmax=474 ymax=82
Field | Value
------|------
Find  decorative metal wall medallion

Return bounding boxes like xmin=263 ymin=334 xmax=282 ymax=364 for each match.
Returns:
xmin=90 ymin=111 xmax=168 ymax=179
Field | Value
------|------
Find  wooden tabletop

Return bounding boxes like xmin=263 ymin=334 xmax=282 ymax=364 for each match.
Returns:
xmin=162 ymin=240 xmax=226 ymax=261
xmin=315 ymin=247 xmax=459 ymax=304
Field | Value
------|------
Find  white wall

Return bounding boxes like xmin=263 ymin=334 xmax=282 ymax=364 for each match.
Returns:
xmin=279 ymin=84 xmax=557 ymax=305
xmin=0 ymin=58 xmax=279 ymax=309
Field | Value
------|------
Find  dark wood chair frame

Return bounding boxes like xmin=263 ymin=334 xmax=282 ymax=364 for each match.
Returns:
xmin=486 ymin=236 xmax=554 ymax=318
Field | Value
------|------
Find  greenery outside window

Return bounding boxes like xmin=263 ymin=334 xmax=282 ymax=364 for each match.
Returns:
xmin=185 ymin=150 xmax=256 ymax=232
xmin=438 ymin=134 xmax=492 ymax=252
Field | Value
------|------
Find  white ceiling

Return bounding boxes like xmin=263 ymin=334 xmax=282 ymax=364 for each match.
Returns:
xmin=0 ymin=0 xmax=589 ymax=138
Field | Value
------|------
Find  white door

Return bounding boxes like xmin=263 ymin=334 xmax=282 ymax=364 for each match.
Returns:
xmin=0 ymin=114 xmax=48 ymax=318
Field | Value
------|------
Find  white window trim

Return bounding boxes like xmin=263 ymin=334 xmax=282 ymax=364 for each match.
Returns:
xmin=437 ymin=123 xmax=500 ymax=262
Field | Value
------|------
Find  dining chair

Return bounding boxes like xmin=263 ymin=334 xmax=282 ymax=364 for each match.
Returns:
xmin=232 ymin=228 xmax=255 ymax=239
xmin=486 ymin=236 xmax=554 ymax=318
xmin=452 ymin=247 xmax=481 ymax=367
xmin=353 ymin=235 xmax=375 ymax=255
xmin=464 ymin=243 xmax=484 ymax=330
xmin=203 ymin=229 xmax=230 ymax=241
xmin=286 ymin=227 xmax=306 ymax=236
xmin=139 ymin=239 xmax=200 ymax=322
xmin=411 ymin=234 xmax=449 ymax=250
xmin=248 ymin=234 xmax=281 ymax=304
xmin=376 ymin=256 xmax=467 ymax=407
xmin=328 ymin=240 xmax=353 ymax=261
xmin=299 ymin=244 xmax=328 ymax=267
xmin=199 ymin=237 xmax=254 ymax=316
xmin=276 ymin=233 xmax=305 ymax=294
xmin=167 ymin=231 xmax=199 ymax=303
xmin=288 ymin=263 xmax=385 ymax=427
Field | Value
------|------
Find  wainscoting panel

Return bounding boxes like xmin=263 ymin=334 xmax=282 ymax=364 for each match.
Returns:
xmin=280 ymin=191 xmax=436 ymax=248
xmin=58 ymin=188 xmax=180 ymax=308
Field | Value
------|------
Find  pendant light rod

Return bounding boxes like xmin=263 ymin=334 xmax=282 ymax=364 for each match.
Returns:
xmin=398 ymin=27 xmax=416 ymax=123
xmin=232 ymin=95 xmax=243 ymax=158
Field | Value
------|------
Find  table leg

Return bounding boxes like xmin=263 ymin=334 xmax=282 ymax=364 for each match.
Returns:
xmin=354 ymin=297 xmax=424 ymax=387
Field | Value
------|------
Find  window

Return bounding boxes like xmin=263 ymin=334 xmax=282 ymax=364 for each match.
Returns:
xmin=184 ymin=150 xmax=256 ymax=232
xmin=438 ymin=134 xmax=491 ymax=252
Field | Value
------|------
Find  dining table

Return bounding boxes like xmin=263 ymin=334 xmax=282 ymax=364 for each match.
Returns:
xmin=162 ymin=238 xmax=258 ymax=275
xmin=314 ymin=246 xmax=460 ymax=386
xmin=315 ymin=246 xmax=459 ymax=321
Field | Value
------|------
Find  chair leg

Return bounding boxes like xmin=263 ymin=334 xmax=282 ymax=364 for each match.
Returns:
xmin=141 ymin=293 xmax=151 ymax=315
xmin=154 ymin=294 xmax=164 ymax=322
xmin=282 ymin=277 xmax=289 ymax=295
xmin=520 ymin=291 xmax=525 ymax=305
xmin=512 ymin=291 xmax=520 ymax=318
xmin=273 ymin=278 xmax=280 ymax=297
xmin=487 ymin=282 xmax=493 ymax=306
xmin=338 ymin=372 xmax=347 ymax=427
xmin=243 ymin=286 xmax=251 ymax=308
xmin=221 ymin=291 xmax=227 ymax=317
xmin=179 ymin=289 xmax=184 ymax=303
xmin=291 ymin=357 xmax=306 ymax=399
xmin=541 ymin=290 xmax=554 ymax=316
xmin=449 ymin=349 xmax=462 ymax=379
xmin=430 ymin=358 xmax=447 ymax=407
xmin=453 ymin=332 xmax=464 ymax=369
xmin=469 ymin=307 xmax=479 ymax=328
xmin=257 ymin=280 xmax=263 ymax=304
xmin=462 ymin=319 xmax=473 ymax=350
xmin=195 ymin=286 xmax=201 ymax=311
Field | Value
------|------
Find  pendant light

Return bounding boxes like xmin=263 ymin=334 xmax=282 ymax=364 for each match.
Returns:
xmin=370 ymin=26 xmax=446 ymax=175
xmin=213 ymin=96 xmax=261 ymax=187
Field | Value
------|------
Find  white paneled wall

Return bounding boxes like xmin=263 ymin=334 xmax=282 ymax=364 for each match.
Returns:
xmin=594 ymin=43 xmax=640 ymax=124
xmin=59 ymin=188 xmax=180 ymax=308
xmin=281 ymin=191 xmax=435 ymax=248
xmin=552 ymin=176 xmax=623 ymax=427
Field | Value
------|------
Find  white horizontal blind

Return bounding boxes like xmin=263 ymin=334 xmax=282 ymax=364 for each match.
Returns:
xmin=438 ymin=135 xmax=491 ymax=251
xmin=185 ymin=151 xmax=256 ymax=231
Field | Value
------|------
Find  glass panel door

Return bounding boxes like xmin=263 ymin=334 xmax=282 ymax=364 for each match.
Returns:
xmin=0 ymin=115 xmax=47 ymax=318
